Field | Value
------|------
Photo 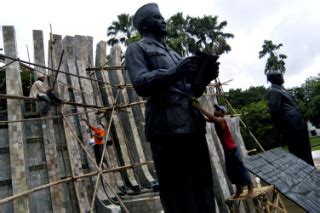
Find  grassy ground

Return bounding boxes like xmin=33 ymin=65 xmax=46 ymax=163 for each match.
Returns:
xmin=310 ymin=136 xmax=320 ymax=151
xmin=281 ymin=136 xmax=320 ymax=151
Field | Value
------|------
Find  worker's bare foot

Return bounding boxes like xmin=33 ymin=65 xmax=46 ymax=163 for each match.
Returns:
xmin=232 ymin=185 xmax=243 ymax=198
xmin=247 ymin=184 xmax=254 ymax=198
xmin=232 ymin=190 xmax=243 ymax=198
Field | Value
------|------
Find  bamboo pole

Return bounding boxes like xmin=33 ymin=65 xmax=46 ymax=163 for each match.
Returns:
xmin=0 ymin=100 xmax=145 ymax=124
xmin=88 ymin=91 xmax=129 ymax=213
xmin=208 ymin=79 xmax=233 ymax=87
xmin=61 ymin=105 xmax=83 ymax=211
xmin=60 ymin=94 xmax=129 ymax=212
xmin=86 ymin=66 xmax=125 ymax=71
xmin=0 ymin=94 xmax=146 ymax=124
xmin=0 ymin=161 xmax=153 ymax=206
xmin=62 ymin=113 xmax=129 ymax=212
xmin=0 ymin=54 xmax=120 ymax=88
xmin=0 ymin=177 xmax=73 ymax=205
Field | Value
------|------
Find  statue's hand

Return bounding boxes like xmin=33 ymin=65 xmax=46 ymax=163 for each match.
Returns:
xmin=176 ymin=56 xmax=199 ymax=77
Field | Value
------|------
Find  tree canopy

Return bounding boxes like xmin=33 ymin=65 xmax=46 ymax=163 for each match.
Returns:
xmin=107 ymin=12 xmax=234 ymax=57
xmin=290 ymin=74 xmax=320 ymax=127
xmin=259 ymin=40 xmax=287 ymax=74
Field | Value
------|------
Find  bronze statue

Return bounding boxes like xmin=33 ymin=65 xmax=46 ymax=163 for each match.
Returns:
xmin=125 ymin=3 xmax=217 ymax=212
xmin=267 ymin=72 xmax=314 ymax=166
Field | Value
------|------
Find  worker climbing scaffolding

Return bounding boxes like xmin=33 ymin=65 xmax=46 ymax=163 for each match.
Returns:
xmin=29 ymin=75 xmax=62 ymax=115
xmin=82 ymin=118 xmax=108 ymax=168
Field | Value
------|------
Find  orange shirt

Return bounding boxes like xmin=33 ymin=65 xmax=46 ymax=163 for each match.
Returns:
xmin=90 ymin=127 xmax=106 ymax=145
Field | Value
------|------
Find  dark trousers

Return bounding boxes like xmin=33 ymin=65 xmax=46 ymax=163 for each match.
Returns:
xmin=94 ymin=144 xmax=107 ymax=166
xmin=46 ymin=91 xmax=62 ymax=105
xmin=38 ymin=91 xmax=62 ymax=115
xmin=224 ymin=147 xmax=252 ymax=186
xmin=150 ymin=134 xmax=215 ymax=213
xmin=38 ymin=94 xmax=50 ymax=115
xmin=286 ymin=128 xmax=314 ymax=166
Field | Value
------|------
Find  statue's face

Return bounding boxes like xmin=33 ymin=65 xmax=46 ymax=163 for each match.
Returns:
xmin=142 ymin=12 xmax=167 ymax=37
xmin=269 ymin=75 xmax=284 ymax=85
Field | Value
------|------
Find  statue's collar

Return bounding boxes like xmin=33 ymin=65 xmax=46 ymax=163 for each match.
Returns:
xmin=141 ymin=36 xmax=169 ymax=50
xmin=271 ymin=84 xmax=285 ymax=90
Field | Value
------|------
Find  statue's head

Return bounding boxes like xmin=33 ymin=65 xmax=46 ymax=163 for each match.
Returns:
xmin=133 ymin=3 xmax=167 ymax=37
xmin=267 ymin=71 xmax=284 ymax=85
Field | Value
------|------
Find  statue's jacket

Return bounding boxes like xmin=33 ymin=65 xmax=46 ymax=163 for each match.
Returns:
xmin=268 ymin=84 xmax=306 ymax=132
xmin=125 ymin=36 xmax=206 ymax=141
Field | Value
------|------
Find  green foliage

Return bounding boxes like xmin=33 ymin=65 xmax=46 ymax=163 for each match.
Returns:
xmin=166 ymin=13 xmax=190 ymax=56
xmin=239 ymin=100 xmax=279 ymax=151
xmin=107 ymin=14 xmax=136 ymax=47
xmin=106 ymin=12 xmax=234 ymax=57
xmin=259 ymin=40 xmax=287 ymax=74
xmin=21 ymin=71 xmax=33 ymax=96
xmin=290 ymin=75 xmax=320 ymax=127
xmin=226 ymin=86 xmax=279 ymax=151
xmin=185 ymin=15 xmax=233 ymax=55
xmin=227 ymin=86 xmax=268 ymax=109
xmin=310 ymin=136 xmax=320 ymax=151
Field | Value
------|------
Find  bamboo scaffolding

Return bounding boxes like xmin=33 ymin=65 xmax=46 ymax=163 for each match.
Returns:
xmin=62 ymin=112 xmax=129 ymax=212
xmin=87 ymin=91 xmax=129 ymax=212
xmin=0 ymin=161 xmax=153 ymax=206
xmin=61 ymin=106 xmax=129 ymax=212
xmin=0 ymin=54 xmax=120 ymax=88
xmin=61 ymin=106 xmax=83 ymax=210
xmin=0 ymin=94 xmax=145 ymax=110
xmin=0 ymin=99 xmax=145 ymax=124
xmin=208 ymin=79 xmax=233 ymax=87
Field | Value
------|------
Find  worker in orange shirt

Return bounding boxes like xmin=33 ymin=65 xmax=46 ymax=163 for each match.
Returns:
xmin=82 ymin=119 xmax=108 ymax=168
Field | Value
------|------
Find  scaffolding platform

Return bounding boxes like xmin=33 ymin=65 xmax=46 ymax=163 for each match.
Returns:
xmin=226 ymin=185 xmax=287 ymax=213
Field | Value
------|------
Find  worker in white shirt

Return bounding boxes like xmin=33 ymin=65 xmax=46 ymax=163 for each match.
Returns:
xmin=29 ymin=75 xmax=62 ymax=115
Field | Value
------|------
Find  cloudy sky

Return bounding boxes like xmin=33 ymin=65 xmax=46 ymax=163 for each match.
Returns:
xmin=1 ymin=0 xmax=319 ymax=90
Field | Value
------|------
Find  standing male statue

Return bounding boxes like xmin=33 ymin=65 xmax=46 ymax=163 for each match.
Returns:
xmin=267 ymin=72 xmax=314 ymax=166
xmin=125 ymin=3 xmax=217 ymax=212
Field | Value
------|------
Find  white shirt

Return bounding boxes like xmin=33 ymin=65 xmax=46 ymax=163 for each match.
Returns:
xmin=29 ymin=80 xmax=47 ymax=98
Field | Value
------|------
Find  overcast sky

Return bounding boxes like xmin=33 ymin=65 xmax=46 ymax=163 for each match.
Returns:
xmin=1 ymin=0 xmax=319 ymax=90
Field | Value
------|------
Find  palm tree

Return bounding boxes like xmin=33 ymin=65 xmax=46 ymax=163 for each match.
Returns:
xmin=259 ymin=40 xmax=287 ymax=74
xmin=186 ymin=15 xmax=234 ymax=55
xmin=107 ymin=14 xmax=138 ymax=47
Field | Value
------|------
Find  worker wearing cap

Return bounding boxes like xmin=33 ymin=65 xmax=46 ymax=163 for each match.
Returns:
xmin=193 ymin=101 xmax=254 ymax=197
xmin=29 ymin=75 xmax=62 ymax=115
xmin=125 ymin=3 xmax=215 ymax=212
xmin=267 ymin=72 xmax=314 ymax=166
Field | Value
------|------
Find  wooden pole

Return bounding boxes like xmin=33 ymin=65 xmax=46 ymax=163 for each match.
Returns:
xmin=0 ymin=99 xmax=145 ymax=124
xmin=61 ymin=98 xmax=129 ymax=212
xmin=207 ymin=79 xmax=233 ymax=87
xmin=0 ymin=177 xmax=73 ymax=205
xmin=88 ymin=91 xmax=129 ymax=213
xmin=0 ymin=94 xmax=145 ymax=111
xmin=0 ymin=54 xmax=119 ymax=88
xmin=51 ymin=49 xmax=64 ymax=90
xmin=61 ymin=106 xmax=83 ymax=211
xmin=0 ymin=161 xmax=153 ymax=206
xmin=86 ymin=66 xmax=125 ymax=71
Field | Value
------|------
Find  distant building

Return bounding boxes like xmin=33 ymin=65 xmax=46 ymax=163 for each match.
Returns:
xmin=307 ymin=121 xmax=320 ymax=137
